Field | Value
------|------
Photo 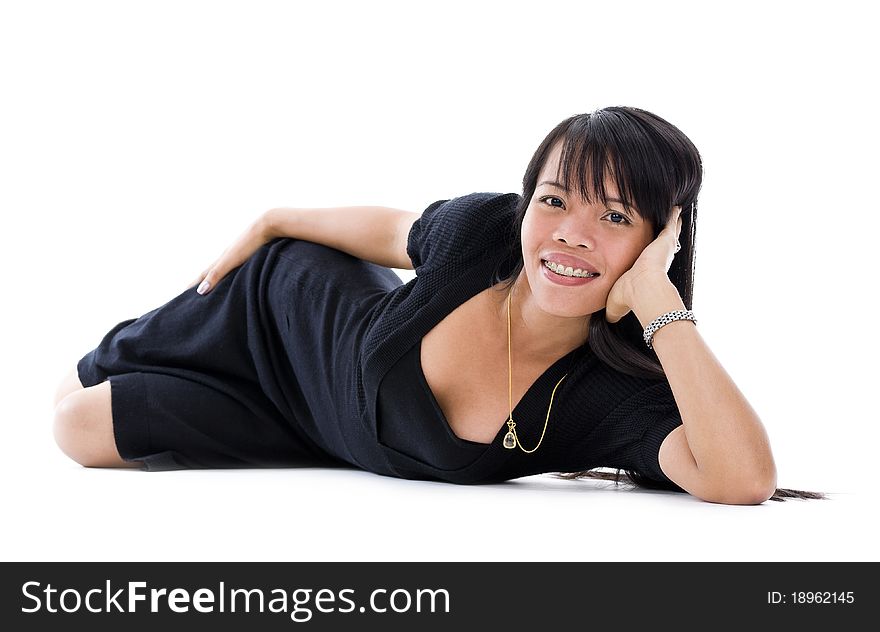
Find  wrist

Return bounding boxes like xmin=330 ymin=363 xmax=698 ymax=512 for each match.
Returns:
xmin=629 ymin=274 xmax=686 ymax=329
xmin=259 ymin=208 xmax=281 ymax=239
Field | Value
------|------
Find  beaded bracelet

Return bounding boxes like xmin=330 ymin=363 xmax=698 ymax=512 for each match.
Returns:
xmin=643 ymin=309 xmax=697 ymax=350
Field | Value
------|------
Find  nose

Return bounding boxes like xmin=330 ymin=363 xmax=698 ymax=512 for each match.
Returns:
xmin=553 ymin=217 xmax=596 ymax=250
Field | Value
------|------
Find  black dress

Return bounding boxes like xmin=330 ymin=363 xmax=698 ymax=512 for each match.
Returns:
xmin=77 ymin=235 xmax=407 ymax=473
xmin=77 ymin=192 xmax=686 ymax=493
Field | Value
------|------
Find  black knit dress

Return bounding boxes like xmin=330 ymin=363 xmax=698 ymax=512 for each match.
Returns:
xmin=77 ymin=192 xmax=685 ymax=492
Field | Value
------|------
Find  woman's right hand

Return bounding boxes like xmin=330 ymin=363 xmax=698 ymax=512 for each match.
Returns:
xmin=187 ymin=210 xmax=276 ymax=295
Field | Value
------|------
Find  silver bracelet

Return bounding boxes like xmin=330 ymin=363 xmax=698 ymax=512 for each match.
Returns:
xmin=643 ymin=309 xmax=697 ymax=349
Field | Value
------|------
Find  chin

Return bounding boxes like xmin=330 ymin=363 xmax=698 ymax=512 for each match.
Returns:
xmin=527 ymin=271 xmax=606 ymax=318
xmin=544 ymin=302 xmax=602 ymax=320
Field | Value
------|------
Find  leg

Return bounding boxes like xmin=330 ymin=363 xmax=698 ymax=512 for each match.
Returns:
xmin=53 ymin=381 xmax=143 ymax=468
xmin=53 ymin=366 xmax=85 ymax=409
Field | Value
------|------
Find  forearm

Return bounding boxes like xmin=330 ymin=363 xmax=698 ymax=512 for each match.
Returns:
xmin=264 ymin=205 xmax=415 ymax=269
xmin=630 ymin=276 xmax=777 ymax=492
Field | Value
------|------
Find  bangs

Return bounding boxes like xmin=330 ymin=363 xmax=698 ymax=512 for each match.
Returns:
xmin=550 ymin=109 xmax=688 ymax=226
xmin=554 ymin=133 xmax=646 ymax=221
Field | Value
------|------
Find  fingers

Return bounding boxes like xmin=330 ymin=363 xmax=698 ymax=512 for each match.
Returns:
xmin=668 ymin=206 xmax=683 ymax=255
xmin=187 ymin=268 xmax=211 ymax=290
xmin=187 ymin=264 xmax=218 ymax=295
xmin=196 ymin=270 xmax=215 ymax=295
xmin=186 ymin=219 xmax=269 ymax=296
xmin=667 ymin=205 xmax=683 ymax=237
xmin=192 ymin=250 xmax=242 ymax=295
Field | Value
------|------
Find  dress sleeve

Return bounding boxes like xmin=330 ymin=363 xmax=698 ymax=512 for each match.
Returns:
xmin=406 ymin=191 xmax=521 ymax=273
xmin=593 ymin=381 xmax=686 ymax=492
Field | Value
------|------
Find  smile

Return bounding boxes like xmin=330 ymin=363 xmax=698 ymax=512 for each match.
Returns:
xmin=540 ymin=260 xmax=600 ymax=286
xmin=542 ymin=259 xmax=599 ymax=278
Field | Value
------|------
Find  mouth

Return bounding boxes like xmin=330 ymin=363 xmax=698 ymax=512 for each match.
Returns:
xmin=540 ymin=259 xmax=601 ymax=286
xmin=541 ymin=259 xmax=600 ymax=279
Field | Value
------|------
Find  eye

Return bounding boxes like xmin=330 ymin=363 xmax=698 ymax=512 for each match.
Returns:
xmin=539 ymin=195 xmax=565 ymax=208
xmin=538 ymin=196 xmax=633 ymax=226
xmin=604 ymin=212 xmax=632 ymax=226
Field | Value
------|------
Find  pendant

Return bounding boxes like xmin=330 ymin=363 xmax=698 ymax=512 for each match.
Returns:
xmin=503 ymin=431 xmax=517 ymax=449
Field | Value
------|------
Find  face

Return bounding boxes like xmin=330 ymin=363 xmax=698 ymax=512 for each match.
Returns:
xmin=519 ymin=141 xmax=655 ymax=318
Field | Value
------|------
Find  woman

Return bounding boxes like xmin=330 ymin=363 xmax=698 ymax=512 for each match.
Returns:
xmin=53 ymin=106 xmax=824 ymax=504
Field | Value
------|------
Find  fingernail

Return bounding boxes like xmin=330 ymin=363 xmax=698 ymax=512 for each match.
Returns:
xmin=197 ymin=280 xmax=210 ymax=295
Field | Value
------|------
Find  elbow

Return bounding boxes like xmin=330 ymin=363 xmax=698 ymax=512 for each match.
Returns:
xmin=703 ymin=476 xmax=776 ymax=505
xmin=751 ymin=473 xmax=779 ymax=504
xmin=696 ymin=484 xmax=774 ymax=505
xmin=732 ymin=478 xmax=777 ymax=505
xmin=749 ymin=457 xmax=779 ymax=504
xmin=697 ymin=464 xmax=778 ymax=506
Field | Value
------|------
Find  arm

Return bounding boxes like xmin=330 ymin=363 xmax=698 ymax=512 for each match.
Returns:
xmin=631 ymin=277 xmax=778 ymax=505
xmin=605 ymin=207 xmax=777 ymax=505
xmin=264 ymin=205 xmax=420 ymax=270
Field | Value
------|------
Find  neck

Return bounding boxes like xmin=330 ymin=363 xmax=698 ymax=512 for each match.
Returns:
xmin=486 ymin=272 xmax=590 ymax=363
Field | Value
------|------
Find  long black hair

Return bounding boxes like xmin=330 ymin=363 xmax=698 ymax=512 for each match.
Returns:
xmin=492 ymin=106 xmax=825 ymax=502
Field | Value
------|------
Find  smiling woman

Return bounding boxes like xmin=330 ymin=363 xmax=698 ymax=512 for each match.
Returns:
xmin=488 ymin=109 xmax=824 ymax=502
xmin=54 ymin=106 xmax=825 ymax=505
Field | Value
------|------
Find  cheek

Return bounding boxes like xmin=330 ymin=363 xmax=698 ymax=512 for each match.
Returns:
xmin=519 ymin=215 xmax=542 ymax=253
xmin=520 ymin=212 xmax=538 ymax=238
xmin=604 ymin=240 xmax=648 ymax=278
xmin=621 ymin=228 xmax=654 ymax=262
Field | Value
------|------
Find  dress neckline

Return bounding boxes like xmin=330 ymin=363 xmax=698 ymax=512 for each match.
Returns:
xmin=415 ymin=336 xmax=583 ymax=448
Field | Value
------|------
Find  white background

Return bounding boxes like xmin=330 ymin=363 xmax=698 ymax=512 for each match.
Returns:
xmin=1 ymin=0 xmax=877 ymax=562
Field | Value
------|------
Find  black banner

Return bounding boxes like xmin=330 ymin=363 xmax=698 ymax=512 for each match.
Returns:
xmin=0 ymin=562 xmax=870 ymax=629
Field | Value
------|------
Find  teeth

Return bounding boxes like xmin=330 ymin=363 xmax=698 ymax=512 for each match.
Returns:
xmin=543 ymin=260 xmax=598 ymax=278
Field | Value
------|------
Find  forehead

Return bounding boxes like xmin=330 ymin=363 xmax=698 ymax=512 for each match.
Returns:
xmin=538 ymin=141 xmax=622 ymax=198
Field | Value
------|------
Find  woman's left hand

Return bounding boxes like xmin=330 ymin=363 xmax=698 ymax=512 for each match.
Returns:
xmin=605 ymin=205 xmax=683 ymax=323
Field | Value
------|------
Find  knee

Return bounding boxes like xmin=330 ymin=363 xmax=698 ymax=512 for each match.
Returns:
xmin=53 ymin=386 xmax=117 ymax=468
xmin=53 ymin=367 xmax=86 ymax=410
xmin=53 ymin=393 xmax=91 ymax=466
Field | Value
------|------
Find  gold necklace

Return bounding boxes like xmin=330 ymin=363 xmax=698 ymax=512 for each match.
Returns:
xmin=502 ymin=288 xmax=570 ymax=452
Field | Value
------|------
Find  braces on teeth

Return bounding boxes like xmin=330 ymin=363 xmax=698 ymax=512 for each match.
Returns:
xmin=543 ymin=260 xmax=598 ymax=278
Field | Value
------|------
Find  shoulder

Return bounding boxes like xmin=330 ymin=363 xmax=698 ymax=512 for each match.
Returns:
xmin=584 ymin=371 xmax=686 ymax=491
xmin=416 ymin=191 xmax=521 ymax=234
xmin=406 ymin=191 xmax=521 ymax=272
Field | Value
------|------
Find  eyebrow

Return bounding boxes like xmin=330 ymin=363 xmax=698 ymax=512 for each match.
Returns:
xmin=537 ymin=180 xmax=627 ymax=205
